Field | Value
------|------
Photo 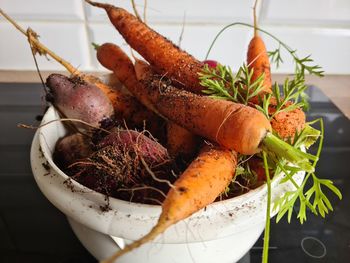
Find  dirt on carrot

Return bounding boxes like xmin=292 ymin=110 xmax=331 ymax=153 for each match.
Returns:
xmin=101 ymin=144 xmax=237 ymax=263
xmin=134 ymin=60 xmax=272 ymax=155
xmin=86 ymin=0 xmax=205 ymax=93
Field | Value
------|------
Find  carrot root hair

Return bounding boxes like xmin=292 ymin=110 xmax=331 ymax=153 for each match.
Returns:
xmin=85 ymin=0 xmax=112 ymax=10
xmin=101 ymin=219 xmax=170 ymax=263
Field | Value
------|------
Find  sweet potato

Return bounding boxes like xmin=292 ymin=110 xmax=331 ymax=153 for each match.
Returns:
xmin=46 ymin=73 xmax=114 ymax=128
xmin=98 ymin=129 xmax=169 ymax=164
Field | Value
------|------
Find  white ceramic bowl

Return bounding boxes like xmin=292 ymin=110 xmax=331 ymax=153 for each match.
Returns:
xmin=31 ymin=106 xmax=304 ymax=263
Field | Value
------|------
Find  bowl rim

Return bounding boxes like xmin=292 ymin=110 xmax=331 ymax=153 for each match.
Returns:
xmin=33 ymin=105 xmax=305 ymax=242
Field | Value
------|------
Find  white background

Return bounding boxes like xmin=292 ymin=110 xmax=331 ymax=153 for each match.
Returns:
xmin=0 ymin=0 xmax=349 ymax=74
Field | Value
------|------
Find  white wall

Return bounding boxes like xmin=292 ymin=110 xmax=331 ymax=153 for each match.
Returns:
xmin=0 ymin=0 xmax=349 ymax=74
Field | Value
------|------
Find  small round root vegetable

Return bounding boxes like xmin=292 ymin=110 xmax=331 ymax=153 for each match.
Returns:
xmin=101 ymin=144 xmax=237 ymax=263
xmin=98 ymin=129 xmax=169 ymax=164
xmin=53 ymin=133 xmax=93 ymax=169
xmin=86 ymin=1 xmax=205 ymax=93
xmin=85 ymin=73 xmax=163 ymax=136
xmin=69 ymin=128 xmax=172 ymax=202
xmin=46 ymin=73 xmax=114 ymax=128
xmin=0 ymin=10 xmax=158 ymax=132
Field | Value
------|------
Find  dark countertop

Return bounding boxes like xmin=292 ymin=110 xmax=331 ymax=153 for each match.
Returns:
xmin=0 ymin=83 xmax=349 ymax=263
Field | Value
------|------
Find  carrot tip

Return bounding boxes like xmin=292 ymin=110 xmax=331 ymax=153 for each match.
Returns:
xmin=85 ymin=0 xmax=110 ymax=9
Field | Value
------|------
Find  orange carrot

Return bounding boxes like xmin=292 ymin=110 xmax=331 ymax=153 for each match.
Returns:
xmin=166 ymin=122 xmax=200 ymax=158
xmin=96 ymin=43 xmax=160 ymax=114
xmin=97 ymin=41 xmax=313 ymax=171
xmin=269 ymin=100 xmax=305 ymax=140
xmin=101 ymin=144 xmax=237 ymax=262
xmin=245 ymin=1 xmax=304 ymax=139
xmin=86 ymin=0 xmax=205 ymax=94
xmin=246 ymin=0 xmax=272 ymax=99
xmin=134 ymin=60 xmax=272 ymax=155
xmin=135 ymin=60 xmax=316 ymax=174
xmin=97 ymin=41 xmax=271 ymax=155
xmin=97 ymin=43 xmax=199 ymax=157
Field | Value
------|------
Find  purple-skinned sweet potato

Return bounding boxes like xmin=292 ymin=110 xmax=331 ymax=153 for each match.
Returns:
xmin=98 ymin=129 xmax=169 ymax=165
xmin=46 ymin=73 xmax=114 ymax=127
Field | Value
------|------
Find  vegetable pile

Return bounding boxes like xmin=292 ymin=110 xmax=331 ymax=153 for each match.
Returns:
xmin=0 ymin=1 xmax=342 ymax=262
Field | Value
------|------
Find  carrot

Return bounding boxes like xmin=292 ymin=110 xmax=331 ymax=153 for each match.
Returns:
xmin=136 ymin=61 xmax=317 ymax=172
xmin=134 ymin=60 xmax=271 ymax=155
xmin=97 ymin=42 xmax=200 ymax=157
xmin=101 ymin=144 xmax=237 ymax=262
xmin=246 ymin=0 xmax=272 ymax=99
xmin=89 ymin=1 xmax=303 ymax=141
xmin=269 ymin=100 xmax=306 ymax=140
xmin=166 ymin=122 xmax=200 ymax=158
xmin=86 ymin=0 xmax=205 ymax=94
xmin=96 ymin=42 xmax=160 ymax=115
xmin=96 ymin=39 xmax=313 ymax=171
xmin=245 ymin=1 xmax=305 ymax=139
xmin=96 ymin=42 xmax=271 ymax=159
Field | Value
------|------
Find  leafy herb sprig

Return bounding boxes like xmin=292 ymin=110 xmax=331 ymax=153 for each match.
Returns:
xmin=204 ymin=22 xmax=324 ymax=112
xmin=199 ymin=64 xmax=265 ymax=105
xmin=273 ymin=119 xmax=342 ymax=224
xmin=199 ymin=64 xmax=309 ymax=119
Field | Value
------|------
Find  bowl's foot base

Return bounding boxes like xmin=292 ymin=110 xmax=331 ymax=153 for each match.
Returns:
xmin=67 ymin=217 xmax=263 ymax=263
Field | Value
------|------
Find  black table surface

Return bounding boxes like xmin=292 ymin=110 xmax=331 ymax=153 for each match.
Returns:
xmin=0 ymin=83 xmax=349 ymax=263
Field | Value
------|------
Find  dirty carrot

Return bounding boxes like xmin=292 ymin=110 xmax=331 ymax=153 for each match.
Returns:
xmin=97 ymin=43 xmax=199 ymax=157
xmin=96 ymin=42 xmax=160 ymax=115
xmin=85 ymin=0 xmax=205 ymax=93
xmin=135 ymin=61 xmax=316 ymax=172
xmin=245 ymin=0 xmax=305 ymax=138
xmin=135 ymin=60 xmax=270 ymax=154
xmin=101 ymin=144 xmax=237 ymax=263
xmin=269 ymin=100 xmax=306 ymax=140
xmin=96 ymin=42 xmax=272 ymax=157
xmin=166 ymin=122 xmax=200 ymax=158
xmin=246 ymin=0 xmax=272 ymax=98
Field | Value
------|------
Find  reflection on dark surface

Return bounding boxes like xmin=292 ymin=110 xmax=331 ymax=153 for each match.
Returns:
xmin=0 ymin=84 xmax=349 ymax=263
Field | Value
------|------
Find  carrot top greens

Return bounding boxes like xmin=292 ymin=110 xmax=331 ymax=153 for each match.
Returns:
xmin=202 ymin=23 xmax=341 ymax=263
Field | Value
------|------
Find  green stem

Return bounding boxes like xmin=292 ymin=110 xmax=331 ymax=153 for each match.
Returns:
xmin=262 ymin=151 xmax=271 ymax=263
xmin=205 ymin=22 xmax=294 ymax=61
xmin=261 ymin=132 xmax=317 ymax=173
